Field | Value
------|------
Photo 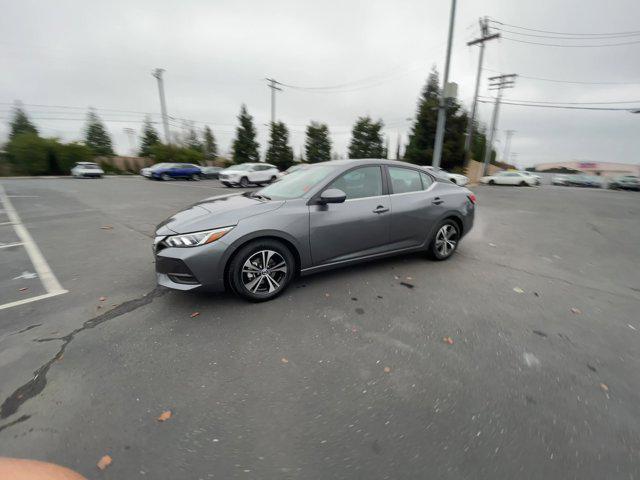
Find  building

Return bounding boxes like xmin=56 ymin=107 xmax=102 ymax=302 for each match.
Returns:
xmin=534 ymin=161 xmax=640 ymax=178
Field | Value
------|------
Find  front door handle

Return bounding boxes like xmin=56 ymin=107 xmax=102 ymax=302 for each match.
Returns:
xmin=432 ymin=197 xmax=444 ymax=205
xmin=373 ymin=205 xmax=389 ymax=214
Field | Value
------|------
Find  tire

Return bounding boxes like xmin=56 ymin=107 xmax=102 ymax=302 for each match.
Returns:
xmin=488 ymin=180 xmax=495 ymax=185
xmin=450 ymin=178 xmax=457 ymax=185
xmin=270 ymin=176 xmax=277 ymax=183
xmin=228 ymin=239 xmax=295 ymax=302
xmin=191 ymin=174 xmax=200 ymax=181
xmin=161 ymin=173 xmax=171 ymax=181
xmin=519 ymin=181 xmax=527 ymax=186
xmin=240 ymin=177 xmax=250 ymax=188
xmin=428 ymin=220 xmax=460 ymax=261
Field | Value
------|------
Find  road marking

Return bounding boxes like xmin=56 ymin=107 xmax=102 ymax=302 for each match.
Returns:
xmin=0 ymin=184 xmax=67 ymax=309
xmin=0 ymin=291 xmax=67 ymax=311
xmin=0 ymin=221 xmax=15 ymax=226
xmin=0 ymin=242 xmax=24 ymax=249
xmin=7 ymin=195 xmax=40 ymax=198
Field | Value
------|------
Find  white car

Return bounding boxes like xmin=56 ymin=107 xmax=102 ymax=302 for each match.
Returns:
xmin=519 ymin=171 xmax=542 ymax=185
xmin=71 ymin=162 xmax=104 ymax=178
xmin=423 ymin=166 xmax=469 ymax=186
xmin=218 ymin=163 xmax=281 ymax=187
xmin=480 ymin=171 xmax=537 ymax=186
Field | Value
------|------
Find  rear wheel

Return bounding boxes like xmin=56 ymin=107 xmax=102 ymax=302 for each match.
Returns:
xmin=488 ymin=179 xmax=495 ymax=185
xmin=228 ymin=239 xmax=295 ymax=302
xmin=428 ymin=220 xmax=460 ymax=261
xmin=240 ymin=177 xmax=250 ymax=187
xmin=519 ymin=181 xmax=527 ymax=186
xmin=191 ymin=173 xmax=200 ymax=181
xmin=270 ymin=175 xmax=277 ymax=183
xmin=161 ymin=173 xmax=171 ymax=181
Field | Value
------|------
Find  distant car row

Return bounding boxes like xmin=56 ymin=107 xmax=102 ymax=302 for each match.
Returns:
xmin=552 ymin=174 xmax=639 ymax=190
xmin=480 ymin=171 xmax=541 ymax=186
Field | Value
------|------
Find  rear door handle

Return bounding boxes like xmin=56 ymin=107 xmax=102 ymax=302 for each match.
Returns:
xmin=373 ymin=205 xmax=389 ymax=214
xmin=432 ymin=197 xmax=444 ymax=205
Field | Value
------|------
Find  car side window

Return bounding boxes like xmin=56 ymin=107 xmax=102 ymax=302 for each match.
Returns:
xmin=420 ymin=172 xmax=433 ymax=189
xmin=329 ymin=166 xmax=383 ymax=200
xmin=388 ymin=167 xmax=423 ymax=194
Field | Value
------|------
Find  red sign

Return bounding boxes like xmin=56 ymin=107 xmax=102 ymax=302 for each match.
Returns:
xmin=579 ymin=162 xmax=597 ymax=169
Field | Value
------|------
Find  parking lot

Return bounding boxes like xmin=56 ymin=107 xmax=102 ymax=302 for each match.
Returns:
xmin=1 ymin=177 xmax=639 ymax=479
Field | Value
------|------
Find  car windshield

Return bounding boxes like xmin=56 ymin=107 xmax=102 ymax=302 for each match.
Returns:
xmin=150 ymin=163 xmax=171 ymax=170
xmin=255 ymin=165 xmax=336 ymax=199
xmin=226 ymin=164 xmax=254 ymax=171
xmin=79 ymin=164 xmax=99 ymax=169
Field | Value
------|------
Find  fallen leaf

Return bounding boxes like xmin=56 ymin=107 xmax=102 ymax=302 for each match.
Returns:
xmin=99 ymin=296 xmax=106 ymax=301
xmin=570 ymin=307 xmax=582 ymax=315
xmin=600 ymin=383 xmax=609 ymax=392
xmin=351 ymin=326 xmax=358 ymax=333
xmin=190 ymin=312 xmax=200 ymax=318
xmin=628 ymin=324 xmax=637 ymax=331
xmin=383 ymin=366 xmax=391 ymax=373
xmin=488 ymin=243 xmax=497 ymax=247
xmin=513 ymin=287 xmax=524 ymax=294
xmin=443 ymin=336 xmax=454 ymax=345
xmin=100 ymin=225 xmax=113 ymax=230
xmin=405 ymin=276 xmax=413 ymax=281
xmin=97 ymin=455 xmax=112 ymax=470
xmin=324 ymin=293 xmax=330 ymax=297
xmin=19 ymin=287 xmax=28 ymax=292
xmin=57 ymin=354 xmax=64 ymax=362
xmin=281 ymin=357 xmax=289 ymax=364
xmin=156 ymin=410 xmax=172 ymax=422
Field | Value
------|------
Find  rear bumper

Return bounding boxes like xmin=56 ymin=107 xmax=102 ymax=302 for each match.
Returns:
xmin=154 ymin=240 xmax=229 ymax=292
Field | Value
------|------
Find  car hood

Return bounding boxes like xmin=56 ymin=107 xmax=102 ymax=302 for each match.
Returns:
xmin=156 ymin=193 xmax=284 ymax=235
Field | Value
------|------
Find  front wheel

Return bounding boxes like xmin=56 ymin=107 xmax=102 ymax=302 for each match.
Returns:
xmin=270 ymin=176 xmax=277 ymax=183
xmin=488 ymin=179 xmax=495 ymax=185
xmin=428 ymin=220 xmax=460 ymax=261
xmin=239 ymin=177 xmax=250 ymax=187
xmin=519 ymin=181 xmax=527 ymax=186
xmin=191 ymin=174 xmax=200 ymax=181
xmin=161 ymin=173 xmax=171 ymax=181
xmin=228 ymin=240 xmax=295 ymax=302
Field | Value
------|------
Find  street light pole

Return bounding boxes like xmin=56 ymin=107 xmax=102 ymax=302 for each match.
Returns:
xmin=482 ymin=74 xmax=516 ymax=176
xmin=152 ymin=68 xmax=171 ymax=144
xmin=431 ymin=0 xmax=457 ymax=169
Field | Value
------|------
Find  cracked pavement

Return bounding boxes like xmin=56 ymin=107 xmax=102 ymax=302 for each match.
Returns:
xmin=0 ymin=178 xmax=639 ymax=479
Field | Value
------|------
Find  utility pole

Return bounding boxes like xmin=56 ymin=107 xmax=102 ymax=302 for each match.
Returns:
xmin=265 ymin=78 xmax=282 ymax=126
xmin=502 ymin=129 xmax=515 ymax=164
xmin=396 ymin=132 xmax=402 ymax=160
xmin=123 ymin=127 xmax=135 ymax=156
xmin=431 ymin=0 xmax=457 ymax=169
xmin=482 ymin=74 xmax=516 ymax=175
xmin=152 ymin=68 xmax=171 ymax=144
xmin=463 ymin=17 xmax=500 ymax=169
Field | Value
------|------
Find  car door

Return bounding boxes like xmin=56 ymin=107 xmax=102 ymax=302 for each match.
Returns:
xmin=246 ymin=165 xmax=260 ymax=183
xmin=309 ymin=165 xmax=391 ymax=265
xmin=386 ymin=167 xmax=443 ymax=249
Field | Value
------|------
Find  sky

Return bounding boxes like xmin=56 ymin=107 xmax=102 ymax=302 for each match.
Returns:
xmin=1 ymin=0 xmax=639 ymax=168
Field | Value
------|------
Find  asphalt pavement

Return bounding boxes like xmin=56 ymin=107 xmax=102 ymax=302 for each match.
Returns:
xmin=0 ymin=177 xmax=639 ymax=479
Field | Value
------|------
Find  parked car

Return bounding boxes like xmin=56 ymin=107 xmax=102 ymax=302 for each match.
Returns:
xmin=608 ymin=175 xmax=640 ymax=191
xmin=154 ymin=159 xmax=476 ymax=301
xmin=423 ymin=166 xmax=469 ymax=186
xmin=218 ymin=163 xmax=281 ymax=187
xmin=200 ymin=166 xmax=223 ymax=179
xmin=552 ymin=174 xmax=572 ymax=186
xmin=480 ymin=171 xmax=537 ymax=186
xmin=71 ymin=162 xmax=104 ymax=178
xmin=141 ymin=163 xmax=202 ymax=181
xmin=283 ymin=164 xmax=308 ymax=175
xmin=518 ymin=171 xmax=542 ymax=185
xmin=565 ymin=174 xmax=603 ymax=188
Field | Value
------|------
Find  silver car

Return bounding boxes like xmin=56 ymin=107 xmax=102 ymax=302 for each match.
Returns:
xmin=154 ymin=159 xmax=476 ymax=301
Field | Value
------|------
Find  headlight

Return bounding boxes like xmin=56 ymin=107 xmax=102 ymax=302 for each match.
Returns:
xmin=163 ymin=226 xmax=234 ymax=247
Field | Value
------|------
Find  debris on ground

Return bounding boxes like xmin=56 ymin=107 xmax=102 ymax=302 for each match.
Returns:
xmin=190 ymin=312 xmax=200 ymax=318
xmin=100 ymin=225 xmax=114 ymax=230
xmin=324 ymin=293 xmax=330 ymax=297
xmin=513 ymin=287 xmax=524 ymax=294
xmin=351 ymin=326 xmax=358 ymax=333
xmin=383 ymin=366 xmax=391 ymax=373
xmin=570 ymin=307 xmax=582 ymax=315
xmin=405 ymin=276 xmax=413 ymax=281
xmin=443 ymin=336 xmax=454 ymax=345
xmin=281 ymin=357 xmax=289 ymax=364
xmin=400 ymin=282 xmax=414 ymax=289
xmin=600 ymin=383 xmax=609 ymax=392
xmin=19 ymin=287 xmax=28 ymax=292
xmin=97 ymin=455 xmax=112 ymax=470
xmin=488 ymin=243 xmax=497 ymax=248
xmin=533 ymin=292 xmax=540 ymax=297
xmin=156 ymin=410 xmax=173 ymax=422
xmin=99 ymin=296 xmax=106 ymax=301
xmin=628 ymin=324 xmax=637 ymax=331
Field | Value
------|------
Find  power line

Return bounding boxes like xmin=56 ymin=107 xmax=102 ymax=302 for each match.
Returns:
xmin=488 ymin=19 xmax=640 ymax=37
xmin=493 ymin=27 xmax=640 ymax=40
xmin=483 ymin=68 xmax=640 ymax=85
xmin=478 ymin=95 xmax=640 ymax=105
xmin=477 ymin=100 xmax=635 ymax=111
xmin=501 ymin=36 xmax=640 ymax=47
xmin=0 ymin=102 xmax=158 ymax=116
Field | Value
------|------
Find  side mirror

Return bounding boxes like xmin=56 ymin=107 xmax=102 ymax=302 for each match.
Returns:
xmin=319 ymin=188 xmax=347 ymax=204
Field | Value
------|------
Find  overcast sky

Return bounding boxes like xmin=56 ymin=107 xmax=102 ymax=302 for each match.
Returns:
xmin=2 ymin=0 xmax=639 ymax=167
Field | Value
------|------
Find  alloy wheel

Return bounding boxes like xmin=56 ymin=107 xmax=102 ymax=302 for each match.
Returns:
xmin=434 ymin=224 xmax=458 ymax=258
xmin=241 ymin=250 xmax=288 ymax=294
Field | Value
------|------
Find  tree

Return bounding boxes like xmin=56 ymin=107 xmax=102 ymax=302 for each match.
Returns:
xmin=305 ymin=122 xmax=331 ymax=163
xmin=184 ymin=124 xmax=202 ymax=153
xmin=348 ymin=116 xmax=384 ymax=159
xmin=139 ymin=117 xmax=160 ymax=157
xmin=9 ymin=105 xmax=38 ymax=140
xmin=203 ymin=125 xmax=218 ymax=161
xmin=232 ymin=104 xmax=260 ymax=163
xmin=266 ymin=121 xmax=294 ymax=170
xmin=150 ymin=143 xmax=204 ymax=165
xmin=6 ymin=133 xmax=49 ymax=175
xmin=84 ymin=109 xmax=114 ymax=156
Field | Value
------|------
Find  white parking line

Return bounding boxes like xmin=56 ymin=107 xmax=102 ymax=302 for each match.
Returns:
xmin=0 ymin=242 xmax=24 ymax=249
xmin=0 ymin=184 xmax=67 ymax=310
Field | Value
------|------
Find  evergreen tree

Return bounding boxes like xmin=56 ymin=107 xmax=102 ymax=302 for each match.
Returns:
xmin=184 ymin=124 xmax=202 ymax=153
xmin=266 ymin=121 xmax=294 ymax=170
xmin=84 ymin=109 xmax=114 ymax=156
xmin=232 ymin=104 xmax=260 ymax=163
xmin=348 ymin=116 xmax=384 ymax=159
xmin=304 ymin=122 xmax=331 ymax=163
xmin=203 ymin=125 xmax=218 ymax=161
xmin=138 ymin=117 xmax=160 ymax=157
xmin=9 ymin=105 xmax=38 ymax=140
xmin=405 ymin=67 xmax=469 ymax=171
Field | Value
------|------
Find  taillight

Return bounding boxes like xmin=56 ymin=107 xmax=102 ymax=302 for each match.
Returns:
xmin=468 ymin=193 xmax=477 ymax=204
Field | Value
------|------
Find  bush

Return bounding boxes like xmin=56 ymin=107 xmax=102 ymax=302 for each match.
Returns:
xmin=6 ymin=133 xmax=49 ymax=175
xmin=57 ymin=142 xmax=92 ymax=173
xmin=99 ymin=160 xmax=123 ymax=174
xmin=150 ymin=143 xmax=205 ymax=165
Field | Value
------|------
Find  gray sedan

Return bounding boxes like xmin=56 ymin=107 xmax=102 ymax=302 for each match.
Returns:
xmin=154 ymin=159 xmax=476 ymax=301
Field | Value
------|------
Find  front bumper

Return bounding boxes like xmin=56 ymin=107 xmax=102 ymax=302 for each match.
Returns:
xmin=154 ymin=239 xmax=229 ymax=292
